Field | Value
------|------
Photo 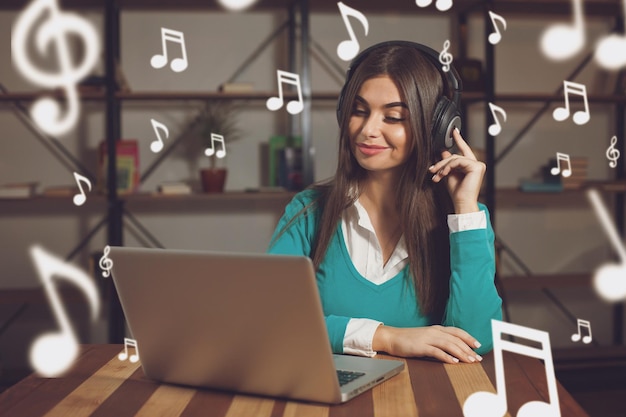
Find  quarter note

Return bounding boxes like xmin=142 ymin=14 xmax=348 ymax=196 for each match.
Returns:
xmin=266 ymin=70 xmax=304 ymax=115
xmin=150 ymin=118 xmax=169 ymax=153
xmin=438 ymin=40 xmax=453 ymax=72
xmin=415 ymin=0 xmax=453 ymax=12
xmin=11 ymin=0 xmax=100 ymax=136
xmin=205 ymin=133 xmax=226 ymax=158
xmin=150 ymin=27 xmax=189 ymax=73
xmin=487 ymin=102 xmax=507 ymax=136
xmin=594 ymin=0 xmax=626 ymax=69
xmin=29 ymin=245 xmax=100 ymax=377
xmin=540 ymin=0 xmax=585 ymax=61
xmin=606 ymin=135 xmax=620 ymax=168
xmin=336 ymin=2 xmax=368 ymax=61
xmin=488 ymin=11 xmax=507 ymax=45
xmin=571 ymin=318 xmax=592 ymax=344
xmin=99 ymin=245 xmax=113 ymax=278
xmin=463 ymin=319 xmax=561 ymax=417
xmin=587 ymin=189 xmax=626 ymax=302
xmin=72 ymin=172 xmax=91 ymax=206
xmin=118 ymin=337 xmax=140 ymax=363
xmin=550 ymin=152 xmax=572 ymax=177
xmin=553 ymin=80 xmax=590 ymax=125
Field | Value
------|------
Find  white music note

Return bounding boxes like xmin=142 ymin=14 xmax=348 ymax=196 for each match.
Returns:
xmin=595 ymin=0 xmax=626 ymax=69
xmin=11 ymin=0 xmax=100 ymax=136
xmin=99 ymin=245 xmax=113 ymax=278
xmin=463 ymin=319 xmax=561 ymax=417
xmin=336 ymin=2 xmax=369 ymax=61
xmin=488 ymin=102 xmax=507 ymax=136
xmin=29 ymin=245 xmax=100 ymax=377
xmin=150 ymin=118 xmax=169 ymax=153
xmin=439 ymin=40 xmax=453 ymax=73
xmin=266 ymin=70 xmax=304 ymax=115
xmin=415 ymin=0 xmax=453 ymax=12
xmin=150 ymin=27 xmax=188 ymax=73
xmin=540 ymin=0 xmax=585 ymax=61
xmin=571 ymin=318 xmax=592 ymax=344
xmin=553 ymin=81 xmax=590 ymax=125
xmin=72 ymin=172 xmax=91 ymax=206
xmin=587 ymin=189 xmax=626 ymax=302
xmin=607 ymin=136 xmax=620 ymax=168
xmin=488 ymin=11 xmax=507 ymax=45
xmin=204 ymin=133 xmax=226 ymax=158
xmin=118 ymin=337 xmax=140 ymax=363
xmin=550 ymin=152 xmax=572 ymax=177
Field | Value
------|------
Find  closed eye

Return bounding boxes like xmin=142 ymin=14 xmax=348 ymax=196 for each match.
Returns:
xmin=385 ymin=116 xmax=405 ymax=123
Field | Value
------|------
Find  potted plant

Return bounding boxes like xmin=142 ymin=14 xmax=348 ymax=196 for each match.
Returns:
xmin=180 ymin=100 xmax=241 ymax=193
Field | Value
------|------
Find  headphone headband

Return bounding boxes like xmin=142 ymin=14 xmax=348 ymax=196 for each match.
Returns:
xmin=345 ymin=40 xmax=462 ymax=99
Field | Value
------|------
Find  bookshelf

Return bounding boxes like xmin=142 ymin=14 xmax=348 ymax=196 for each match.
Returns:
xmin=1 ymin=0 xmax=624 ymax=362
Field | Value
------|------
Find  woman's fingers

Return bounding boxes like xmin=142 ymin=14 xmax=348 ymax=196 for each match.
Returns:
xmin=425 ymin=326 xmax=482 ymax=364
xmin=452 ymin=128 xmax=477 ymax=160
xmin=442 ymin=326 xmax=482 ymax=350
xmin=429 ymin=155 xmax=471 ymax=183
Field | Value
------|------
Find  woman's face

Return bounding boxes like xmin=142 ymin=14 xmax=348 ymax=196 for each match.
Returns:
xmin=349 ymin=75 xmax=411 ymax=176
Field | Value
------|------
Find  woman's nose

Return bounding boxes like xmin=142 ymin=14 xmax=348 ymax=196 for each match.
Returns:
xmin=362 ymin=115 xmax=382 ymax=138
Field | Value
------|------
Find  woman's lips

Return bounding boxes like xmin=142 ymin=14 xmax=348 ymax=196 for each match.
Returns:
xmin=356 ymin=143 xmax=389 ymax=156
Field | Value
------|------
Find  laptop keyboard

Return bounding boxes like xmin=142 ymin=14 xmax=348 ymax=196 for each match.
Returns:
xmin=337 ymin=370 xmax=366 ymax=386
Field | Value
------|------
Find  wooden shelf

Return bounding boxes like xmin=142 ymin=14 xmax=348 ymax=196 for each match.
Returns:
xmin=491 ymin=185 xmax=626 ymax=209
xmin=463 ymin=92 xmax=626 ymax=104
xmin=3 ymin=90 xmax=623 ymax=104
xmin=125 ymin=190 xmax=296 ymax=201
xmin=117 ymin=91 xmax=339 ymax=101
xmin=0 ymin=91 xmax=106 ymax=102
xmin=0 ymin=191 xmax=295 ymax=204
xmin=0 ymin=91 xmax=339 ymax=102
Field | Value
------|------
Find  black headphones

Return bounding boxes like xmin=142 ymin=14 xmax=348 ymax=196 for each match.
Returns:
xmin=336 ymin=40 xmax=463 ymax=151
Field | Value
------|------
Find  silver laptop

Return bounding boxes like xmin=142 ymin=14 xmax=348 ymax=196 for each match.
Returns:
xmin=109 ymin=246 xmax=404 ymax=404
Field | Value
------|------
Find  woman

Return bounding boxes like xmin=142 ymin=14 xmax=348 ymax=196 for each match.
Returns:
xmin=268 ymin=41 xmax=502 ymax=364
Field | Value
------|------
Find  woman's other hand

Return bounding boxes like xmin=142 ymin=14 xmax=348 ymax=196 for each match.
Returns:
xmin=372 ymin=324 xmax=483 ymax=364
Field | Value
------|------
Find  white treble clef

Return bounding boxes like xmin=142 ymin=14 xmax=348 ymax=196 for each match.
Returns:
xmin=439 ymin=40 xmax=453 ymax=72
xmin=607 ymin=135 xmax=621 ymax=168
xmin=99 ymin=245 xmax=114 ymax=278
xmin=12 ymin=0 xmax=100 ymax=136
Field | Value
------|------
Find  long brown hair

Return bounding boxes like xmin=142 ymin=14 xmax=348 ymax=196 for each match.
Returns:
xmin=281 ymin=44 xmax=455 ymax=319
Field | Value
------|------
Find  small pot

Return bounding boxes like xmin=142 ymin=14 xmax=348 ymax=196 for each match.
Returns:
xmin=200 ymin=168 xmax=227 ymax=193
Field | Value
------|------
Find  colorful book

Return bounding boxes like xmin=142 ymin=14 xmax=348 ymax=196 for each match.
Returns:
xmin=98 ymin=139 xmax=140 ymax=194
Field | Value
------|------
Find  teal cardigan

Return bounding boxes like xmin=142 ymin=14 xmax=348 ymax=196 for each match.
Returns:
xmin=267 ymin=189 xmax=502 ymax=355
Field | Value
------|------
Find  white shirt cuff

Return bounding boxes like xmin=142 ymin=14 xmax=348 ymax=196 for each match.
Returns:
xmin=447 ymin=210 xmax=487 ymax=233
xmin=343 ymin=318 xmax=383 ymax=357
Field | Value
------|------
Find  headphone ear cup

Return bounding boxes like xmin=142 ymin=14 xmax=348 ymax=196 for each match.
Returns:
xmin=431 ymin=97 xmax=462 ymax=151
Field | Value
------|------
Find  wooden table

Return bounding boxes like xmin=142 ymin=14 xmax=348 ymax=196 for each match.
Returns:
xmin=0 ymin=344 xmax=589 ymax=417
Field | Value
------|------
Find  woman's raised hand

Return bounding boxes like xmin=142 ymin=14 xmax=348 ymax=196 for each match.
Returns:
xmin=429 ymin=128 xmax=486 ymax=214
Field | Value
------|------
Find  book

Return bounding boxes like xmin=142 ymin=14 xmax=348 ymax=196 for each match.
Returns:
xmin=98 ymin=139 xmax=140 ymax=194
xmin=519 ymin=180 xmax=564 ymax=193
xmin=268 ymin=135 xmax=302 ymax=187
xmin=0 ymin=182 xmax=38 ymax=199
xmin=42 ymin=185 xmax=75 ymax=197
xmin=218 ymin=82 xmax=254 ymax=93
xmin=278 ymin=147 xmax=303 ymax=191
xmin=157 ymin=182 xmax=192 ymax=195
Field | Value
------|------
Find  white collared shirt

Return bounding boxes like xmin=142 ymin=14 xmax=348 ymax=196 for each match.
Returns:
xmin=340 ymin=198 xmax=486 ymax=357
